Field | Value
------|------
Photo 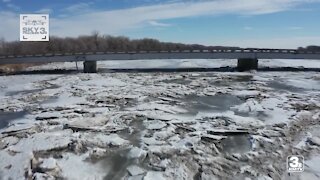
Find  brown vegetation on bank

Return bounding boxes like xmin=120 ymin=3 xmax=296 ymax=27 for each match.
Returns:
xmin=0 ymin=63 xmax=45 ymax=73
xmin=0 ymin=33 xmax=240 ymax=56
xmin=0 ymin=33 xmax=318 ymax=57
xmin=0 ymin=33 xmax=240 ymax=73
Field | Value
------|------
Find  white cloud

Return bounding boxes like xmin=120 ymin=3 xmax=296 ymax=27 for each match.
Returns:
xmin=244 ymin=26 xmax=253 ymax=30
xmin=148 ymin=20 xmax=171 ymax=27
xmin=2 ymin=0 xmax=19 ymax=11
xmin=288 ymin=26 xmax=303 ymax=30
xmin=0 ymin=11 xmax=19 ymax=41
xmin=49 ymin=0 xmax=317 ymax=37
xmin=6 ymin=3 xmax=19 ymax=10
xmin=63 ymin=2 xmax=92 ymax=14
xmin=36 ymin=8 xmax=53 ymax=14
xmin=0 ymin=0 xmax=319 ymax=45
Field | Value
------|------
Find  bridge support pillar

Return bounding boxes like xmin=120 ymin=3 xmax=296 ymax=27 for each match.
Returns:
xmin=237 ymin=58 xmax=258 ymax=71
xmin=83 ymin=61 xmax=97 ymax=73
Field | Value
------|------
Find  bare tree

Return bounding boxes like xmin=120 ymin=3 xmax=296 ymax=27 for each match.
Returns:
xmin=0 ymin=37 xmax=5 ymax=55
xmin=0 ymin=34 xmax=243 ymax=56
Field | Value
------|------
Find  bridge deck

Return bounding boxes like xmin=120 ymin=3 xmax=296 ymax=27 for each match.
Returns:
xmin=1 ymin=49 xmax=320 ymax=65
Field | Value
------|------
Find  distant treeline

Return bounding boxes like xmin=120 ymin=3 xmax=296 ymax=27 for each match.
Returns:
xmin=0 ymin=33 xmax=319 ymax=56
xmin=0 ymin=33 xmax=239 ymax=56
xmin=298 ymin=46 xmax=320 ymax=52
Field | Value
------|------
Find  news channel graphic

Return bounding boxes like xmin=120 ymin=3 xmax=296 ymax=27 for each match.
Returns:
xmin=20 ymin=14 xmax=49 ymax=41
xmin=287 ymin=155 xmax=304 ymax=173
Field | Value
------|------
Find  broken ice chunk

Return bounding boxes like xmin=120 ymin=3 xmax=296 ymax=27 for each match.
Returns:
xmin=128 ymin=147 xmax=147 ymax=160
xmin=144 ymin=120 xmax=167 ymax=130
xmin=39 ymin=158 xmax=58 ymax=171
xmin=144 ymin=171 xmax=166 ymax=180
xmin=127 ymin=165 xmax=145 ymax=176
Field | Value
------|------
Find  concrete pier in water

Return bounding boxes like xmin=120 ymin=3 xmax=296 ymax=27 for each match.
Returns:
xmin=237 ymin=58 xmax=258 ymax=71
xmin=83 ymin=61 xmax=97 ymax=73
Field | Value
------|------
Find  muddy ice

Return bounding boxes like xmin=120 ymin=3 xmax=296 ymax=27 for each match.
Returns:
xmin=0 ymin=71 xmax=320 ymax=180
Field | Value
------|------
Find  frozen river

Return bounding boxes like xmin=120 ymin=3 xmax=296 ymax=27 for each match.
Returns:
xmin=0 ymin=59 xmax=320 ymax=180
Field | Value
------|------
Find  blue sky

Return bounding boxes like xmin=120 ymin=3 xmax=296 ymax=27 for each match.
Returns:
xmin=0 ymin=0 xmax=320 ymax=48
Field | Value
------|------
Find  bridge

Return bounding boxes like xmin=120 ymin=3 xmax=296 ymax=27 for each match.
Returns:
xmin=1 ymin=48 xmax=320 ymax=73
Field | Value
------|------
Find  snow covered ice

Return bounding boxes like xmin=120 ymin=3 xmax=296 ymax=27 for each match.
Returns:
xmin=0 ymin=59 xmax=320 ymax=179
